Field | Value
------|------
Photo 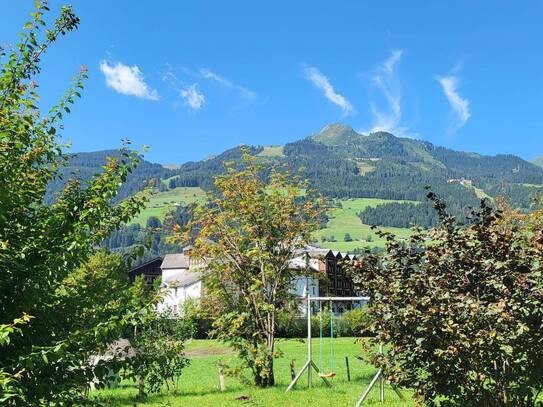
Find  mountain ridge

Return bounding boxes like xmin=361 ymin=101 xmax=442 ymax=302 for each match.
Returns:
xmin=48 ymin=124 xmax=543 ymax=214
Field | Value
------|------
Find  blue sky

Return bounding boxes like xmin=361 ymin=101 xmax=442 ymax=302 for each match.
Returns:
xmin=2 ymin=1 xmax=542 ymax=163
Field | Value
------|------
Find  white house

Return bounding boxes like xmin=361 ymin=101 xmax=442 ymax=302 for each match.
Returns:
xmin=156 ymin=253 xmax=204 ymax=315
xmin=155 ymin=245 xmax=331 ymax=315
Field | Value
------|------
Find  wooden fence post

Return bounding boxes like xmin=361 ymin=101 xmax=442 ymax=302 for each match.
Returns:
xmin=218 ymin=362 xmax=226 ymax=391
xmin=345 ymin=356 xmax=351 ymax=381
xmin=290 ymin=359 xmax=296 ymax=381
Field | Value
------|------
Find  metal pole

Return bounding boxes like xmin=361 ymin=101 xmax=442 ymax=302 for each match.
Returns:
xmin=307 ymin=293 xmax=312 ymax=388
xmin=379 ymin=343 xmax=384 ymax=402
xmin=355 ymin=368 xmax=382 ymax=407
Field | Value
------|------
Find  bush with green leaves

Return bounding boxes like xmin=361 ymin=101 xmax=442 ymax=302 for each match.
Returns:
xmin=275 ymin=306 xmax=371 ymax=338
xmin=0 ymin=315 xmax=32 ymax=404
xmin=182 ymin=299 xmax=212 ymax=339
xmin=0 ymin=2 xmax=151 ymax=404
xmin=123 ymin=310 xmax=193 ymax=398
xmin=350 ymin=192 xmax=543 ymax=407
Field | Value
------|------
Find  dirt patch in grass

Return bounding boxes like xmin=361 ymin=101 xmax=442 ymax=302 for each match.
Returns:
xmin=185 ymin=346 xmax=232 ymax=357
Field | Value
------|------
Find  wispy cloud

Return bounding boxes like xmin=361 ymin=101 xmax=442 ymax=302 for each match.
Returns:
xmin=99 ymin=60 xmax=158 ymax=100
xmin=304 ymin=65 xmax=353 ymax=115
xmin=436 ymin=74 xmax=471 ymax=132
xmin=180 ymin=84 xmax=205 ymax=110
xmin=200 ymin=68 xmax=256 ymax=98
xmin=369 ymin=50 xmax=405 ymax=134
xmin=162 ymin=71 xmax=205 ymax=111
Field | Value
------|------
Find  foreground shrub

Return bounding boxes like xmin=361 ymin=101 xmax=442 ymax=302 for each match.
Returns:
xmin=0 ymin=3 xmax=149 ymax=404
xmin=351 ymin=192 xmax=543 ymax=407
xmin=123 ymin=310 xmax=192 ymax=398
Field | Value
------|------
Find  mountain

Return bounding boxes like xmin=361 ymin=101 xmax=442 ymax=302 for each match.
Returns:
xmin=532 ymin=156 xmax=543 ymax=168
xmin=48 ymin=124 xmax=543 ymax=224
xmin=310 ymin=123 xmax=361 ymax=146
xmin=49 ymin=124 xmax=543 ymax=261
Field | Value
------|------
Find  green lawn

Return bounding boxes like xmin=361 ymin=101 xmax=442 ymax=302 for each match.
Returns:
xmin=131 ymin=187 xmax=206 ymax=226
xmin=313 ymin=198 xmax=415 ymax=251
xmin=91 ymin=338 xmax=414 ymax=406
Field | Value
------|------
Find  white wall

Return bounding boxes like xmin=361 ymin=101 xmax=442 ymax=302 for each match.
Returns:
xmin=156 ymin=268 xmax=204 ymax=315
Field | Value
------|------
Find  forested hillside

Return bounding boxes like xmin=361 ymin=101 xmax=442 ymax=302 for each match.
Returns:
xmin=46 ymin=124 xmax=543 ymax=258
xmin=45 ymin=150 xmax=173 ymax=204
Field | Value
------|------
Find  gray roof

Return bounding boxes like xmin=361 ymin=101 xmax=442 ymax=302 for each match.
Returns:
xmin=163 ymin=269 xmax=202 ymax=287
xmin=161 ymin=253 xmax=190 ymax=270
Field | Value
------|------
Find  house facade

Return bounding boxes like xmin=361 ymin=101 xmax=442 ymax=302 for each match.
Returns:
xmin=155 ymin=252 xmax=204 ymax=315
xmin=128 ymin=257 xmax=163 ymax=289
xmin=129 ymin=246 xmax=361 ymax=316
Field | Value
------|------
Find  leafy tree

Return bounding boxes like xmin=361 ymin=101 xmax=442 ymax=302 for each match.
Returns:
xmin=344 ymin=232 xmax=352 ymax=242
xmin=55 ymin=250 xmax=146 ymax=336
xmin=350 ymin=192 xmax=543 ymax=406
xmin=0 ymin=315 xmax=32 ymax=404
xmin=175 ymin=152 xmax=324 ymax=387
xmin=0 ymin=3 xmax=149 ymax=404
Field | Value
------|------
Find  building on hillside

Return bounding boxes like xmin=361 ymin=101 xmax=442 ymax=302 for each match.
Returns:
xmin=320 ymin=251 xmax=358 ymax=297
xmin=152 ymin=245 xmax=363 ymax=316
xmin=156 ymin=252 xmax=204 ymax=315
xmin=128 ymin=257 xmax=163 ymax=289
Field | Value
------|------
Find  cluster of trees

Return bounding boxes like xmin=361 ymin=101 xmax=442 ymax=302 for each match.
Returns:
xmin=45 ymin=150 xmax=172 ymax=204
xmin=359 ymin=201 xmax=442 ymax=229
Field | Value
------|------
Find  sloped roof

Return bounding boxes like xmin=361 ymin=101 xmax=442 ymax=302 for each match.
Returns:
xmin=162 ymin=269 xmax=202 ymax=286
xmin=161 ymin=253 xmax=190 ymax=270
xmin=288 ymin=256 xmax=321 ymax=272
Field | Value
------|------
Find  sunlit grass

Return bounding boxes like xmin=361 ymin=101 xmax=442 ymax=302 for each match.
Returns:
xmin=313 ymin=198 xmax=415 ymax=252
xmin=91 ymin=338 xmax=414 ymax=406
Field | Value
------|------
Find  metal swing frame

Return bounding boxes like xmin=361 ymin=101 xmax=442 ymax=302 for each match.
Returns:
xmin=285 ymin=294 xmax=369 ymax=392
xmin=285 ymin=293 xmax=405 ymax=406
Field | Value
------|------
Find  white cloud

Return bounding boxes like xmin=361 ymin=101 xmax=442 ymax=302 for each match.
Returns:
xmin=369 ymin=50 xmax=404 ymax=134
xmin=99 ymin=60 xmax=158 ymax=100
xmin=180 ymin=84 xmax=205 ymax=110
xmin=200 ymin=68 xmax=256 ymax=98
xmin=162 ymin=71 xmax=205 ymax=111
xmin=436 ymin=75 xmax=471 ymax=132
xmin=304 ymin=65 xmax=353 ymax=115
xmin=200 ymin=68 xmax=231 ymax=86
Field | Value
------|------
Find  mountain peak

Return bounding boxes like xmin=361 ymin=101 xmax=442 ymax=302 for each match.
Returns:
xmin=310 ymin=123 xmax=361 ymax=146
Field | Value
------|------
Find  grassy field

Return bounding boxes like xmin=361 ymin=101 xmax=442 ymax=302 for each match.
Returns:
xmin=313 ymin=198 xmax=414 ymax=251
xmin=91 ymin=338 xmax=414 ymax=406
xmin=131 ymin=190 xmax=415 ymax=252
xmin=257 ymin=145 xmax=285 ymax=157
xmin=132 ymin=187 xmax=206 ymax=226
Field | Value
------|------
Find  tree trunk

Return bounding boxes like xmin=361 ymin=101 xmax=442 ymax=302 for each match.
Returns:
xmin=265 ymin=354 xmax=275 ymax=387
xmin=138 ymin=374 xmax=145 ymax=399
xmin=253 ymin=339 xmax=276 ymax=387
